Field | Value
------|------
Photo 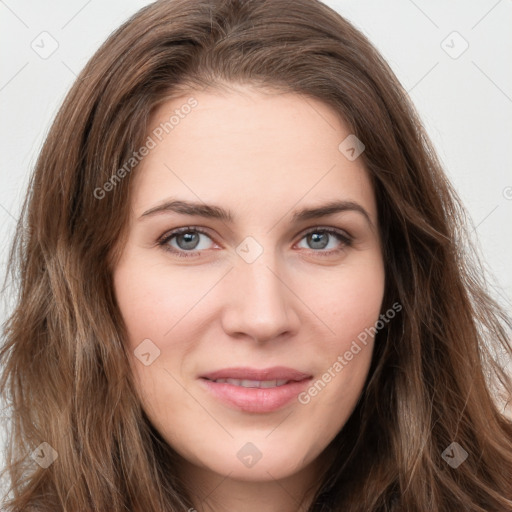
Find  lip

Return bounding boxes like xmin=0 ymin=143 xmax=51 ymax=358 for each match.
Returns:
xmin=199 ymin=366 xmax=312 ymax=413
xmin=201 ymin=366 xmax=311 ymax=382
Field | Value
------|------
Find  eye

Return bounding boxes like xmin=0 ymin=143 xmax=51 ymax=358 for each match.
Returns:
xmin=157 ymin=226 xmax=353 ymax=258
xmin=296 ymin=228 xmax=352 ymax=254
xmin=158 ymin=227 xmax=216 ymax=257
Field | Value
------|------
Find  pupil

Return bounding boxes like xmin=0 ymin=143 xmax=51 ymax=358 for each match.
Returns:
xmin=178 ymin=232 xmax=199 ymax=250
xmin=308 ymin=232 xmax=328 ymax=249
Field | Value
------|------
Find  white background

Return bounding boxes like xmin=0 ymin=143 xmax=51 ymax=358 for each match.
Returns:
xmin=1 ymin=0 xmax=511 ymax=489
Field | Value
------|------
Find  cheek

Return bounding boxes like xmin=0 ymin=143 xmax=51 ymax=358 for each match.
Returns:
xmin=113 ymin=257 xmax=212 ymax=347
xmin=299 ymin=256 xmax=385 ymax=350
xmin=294 ymin=257 xmax=384 ymax=419
xmin=112 ymin=259 xmax=203 ymax=438
xmin=112 ymin=258 xmax=224 ymax=412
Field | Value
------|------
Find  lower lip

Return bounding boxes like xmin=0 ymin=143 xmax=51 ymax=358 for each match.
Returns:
xmin=199 ymin=378 xmax=312 ymax=413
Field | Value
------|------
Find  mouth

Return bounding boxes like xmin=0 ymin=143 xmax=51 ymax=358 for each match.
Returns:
xmin=204 ymin=378 xmax=290 ymax=388
xmin=199 ymin=366 xmax=312 ymax=413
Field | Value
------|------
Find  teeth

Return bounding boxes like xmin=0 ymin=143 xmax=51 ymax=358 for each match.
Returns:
xmin=212 ymin=378 xmax=289 ymax=388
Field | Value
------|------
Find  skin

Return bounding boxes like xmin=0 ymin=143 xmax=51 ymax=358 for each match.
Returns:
xmin=112 ymin=84 xmax=385 ymax=512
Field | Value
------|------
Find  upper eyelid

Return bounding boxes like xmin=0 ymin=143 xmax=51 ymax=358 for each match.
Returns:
xmin=159 ymin=226 xmax=216 ymax=243
xmin=298 ymin=226 xmax=351 ymax=238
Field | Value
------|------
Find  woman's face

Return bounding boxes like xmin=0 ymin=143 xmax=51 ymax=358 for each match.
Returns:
xmin=113 ymin=85 xmax=385 ymax=484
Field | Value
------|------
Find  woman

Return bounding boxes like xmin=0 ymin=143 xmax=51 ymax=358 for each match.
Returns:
xmin=1 ymin=0 xmax=511 ymax=510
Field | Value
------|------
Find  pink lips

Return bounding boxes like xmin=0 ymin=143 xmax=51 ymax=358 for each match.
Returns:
xmin=199 ymin=366 xmax=312 ymax=413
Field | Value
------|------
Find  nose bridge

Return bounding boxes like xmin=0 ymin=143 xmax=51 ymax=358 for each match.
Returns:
xmin=221 ymin=242 xmax=298 ymax=341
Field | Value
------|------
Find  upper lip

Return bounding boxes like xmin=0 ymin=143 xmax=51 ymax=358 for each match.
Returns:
xmin=200 ymin=366 xmax=311 ymax=382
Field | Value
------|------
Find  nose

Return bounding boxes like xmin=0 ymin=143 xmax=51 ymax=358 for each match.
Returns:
xmin=220 ymin=251 xmax=300 ymax=343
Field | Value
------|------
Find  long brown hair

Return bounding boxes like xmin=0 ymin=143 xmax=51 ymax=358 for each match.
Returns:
xmin=1 ymin=0 xmax=512 ymax=510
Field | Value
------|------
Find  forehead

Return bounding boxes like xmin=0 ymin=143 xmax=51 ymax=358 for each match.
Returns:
xmin=131 ymin=86 xmax=376 ymax=222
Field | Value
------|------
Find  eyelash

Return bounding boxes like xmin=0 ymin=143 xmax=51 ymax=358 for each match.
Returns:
xmin=157 ymin=226 xmax=353 ymax=259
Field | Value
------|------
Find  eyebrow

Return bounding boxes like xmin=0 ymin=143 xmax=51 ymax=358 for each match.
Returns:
xmin=139 ymin=198 xmax=373 ymax=228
